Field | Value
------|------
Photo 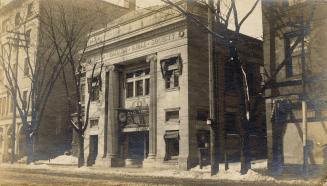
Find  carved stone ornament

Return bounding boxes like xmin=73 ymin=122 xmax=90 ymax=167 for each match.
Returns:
xmin=160 ymin=54 xmax=182 ymax=78
xmin=146 ymin=54 xmax=157 ymax=63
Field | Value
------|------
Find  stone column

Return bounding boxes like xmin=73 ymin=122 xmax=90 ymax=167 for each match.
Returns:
xmin=144 ymin=54 xmax=157 ymax=167
xmin=103 ymin=65 xmax=121 ymax=167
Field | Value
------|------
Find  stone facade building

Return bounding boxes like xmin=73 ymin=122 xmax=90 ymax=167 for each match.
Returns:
xmin=0 ymin=0 xmax=133 ymax=163
xmin=262 ymin=0 xmax=327 ymax=174
xmin=82 ymin=1 xmax=264 ymax=170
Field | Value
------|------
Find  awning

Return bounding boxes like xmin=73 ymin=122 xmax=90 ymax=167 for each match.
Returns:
xmin=164 ymin=130 xmax=179 ymax=139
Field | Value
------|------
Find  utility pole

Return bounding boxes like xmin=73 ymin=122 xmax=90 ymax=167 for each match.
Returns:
xmin=8 ymin=32 xmax=19 ymax=164
xmin=300 ymin=14 xmax=308 ymax=178
xmin=208 ymin=0 xmax=219 ymax=176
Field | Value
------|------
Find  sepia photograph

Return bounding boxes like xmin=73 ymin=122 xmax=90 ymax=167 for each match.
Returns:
xmin=0 ymin=0 xmax=326 ymax=185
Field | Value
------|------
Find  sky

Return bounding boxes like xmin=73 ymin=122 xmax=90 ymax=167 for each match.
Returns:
xmin=118 ymin=0 xmax=263 ymax=39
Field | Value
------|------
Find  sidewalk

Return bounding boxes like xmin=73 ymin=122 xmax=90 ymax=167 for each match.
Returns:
xmin=1 ymin=158 xmax=326 ymax=186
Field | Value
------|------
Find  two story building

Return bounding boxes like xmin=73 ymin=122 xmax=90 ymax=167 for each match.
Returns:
xmin=82 ymin=1 xmax=264 ymax=170
xmin=262 ymin=0 xmax=327 ymax=175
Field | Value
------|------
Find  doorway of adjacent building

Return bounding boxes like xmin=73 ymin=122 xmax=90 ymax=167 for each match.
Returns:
xmin=88 ymin=135 xmax=98 ymax=166
xmin=17 ymin=127 xmax=27 ymax=160
xmin=164 ymin=130 xmax=179 ymax=161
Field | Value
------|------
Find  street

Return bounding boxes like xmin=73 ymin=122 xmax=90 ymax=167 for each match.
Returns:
xmin=0 ymin=165 xmax=323 ymax=186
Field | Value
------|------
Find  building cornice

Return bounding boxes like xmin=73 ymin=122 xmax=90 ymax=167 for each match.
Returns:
xmin=85 ymin=16 xmax=186 ymax=56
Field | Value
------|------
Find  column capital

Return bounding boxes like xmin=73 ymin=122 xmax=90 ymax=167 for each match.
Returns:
xmin=146 ymin=54 xmax=157 ymax=63
xmin=105 ymin=65 xmax=115 ymax=72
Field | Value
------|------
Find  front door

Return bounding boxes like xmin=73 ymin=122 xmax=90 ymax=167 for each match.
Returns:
xmin=88 ymin=135 xmax=98 ymax=166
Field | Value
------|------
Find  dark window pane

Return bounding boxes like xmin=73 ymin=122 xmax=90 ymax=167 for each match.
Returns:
xmin=90 ymin=120 xmax=98 ymax=128
xmin=173 ymin=71 xmax=179 ymax=87
xmin=91 ymin=86 xmax=100 ymax=101
xmin=165 ymin=71 xmax=172 ymax=89
xmin=15 ymin=13 xmax=20 ymax=26
xmin=197 ymin=110 xmax=209 ymax=121
xmin=23 ymin=91 xmax=28 ymax=109
xmin=126 ymin=82 xmax=133 ymax=98
xmin=136 ymin=80 xmax=143 ymax=96
xmin=24 ymin=58 xmax=29 ymax=76
xmin=144 ymin=68 xmax=150 ymax=75
xmin=285 ymin=37 xmax=293 ymax=77
xmin=145 ymin=78 xmax=150 ymax=95
xmin=166 ymin=110 xmax=179 ymax=122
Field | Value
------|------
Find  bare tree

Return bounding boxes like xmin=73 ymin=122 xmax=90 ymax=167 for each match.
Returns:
xmin=0 ymin=9 xmax=65 ymax=164
xmin=39 ymin=0 xmax=121 ymax=167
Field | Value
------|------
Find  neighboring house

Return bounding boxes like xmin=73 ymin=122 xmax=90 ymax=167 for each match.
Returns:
xmin=262 ymin=0 xmax=327 ymax=175
xmin=0 ymin=0 xmax=133 ymax=163
xmin=82 ymin=1 xmax=264 ymax=170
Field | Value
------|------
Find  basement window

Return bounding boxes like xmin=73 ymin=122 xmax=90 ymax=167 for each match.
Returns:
xmin=165 ymin=108 xmax=180 ymax=123
xmin=90 ymin=119 xmax=98 ymax=128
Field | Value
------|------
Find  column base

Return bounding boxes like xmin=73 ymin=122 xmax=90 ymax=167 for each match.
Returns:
xmin=178 ymin=156 xmax=198 ymax=170
xmin=142 ymin=156 xmax=157 ymax=168
xmin=95 ymin=155 xmax=123 ymax=167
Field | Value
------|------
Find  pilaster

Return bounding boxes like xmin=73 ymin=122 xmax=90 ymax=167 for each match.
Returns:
xmin=143 ymin=54 xmax=158 ymax=167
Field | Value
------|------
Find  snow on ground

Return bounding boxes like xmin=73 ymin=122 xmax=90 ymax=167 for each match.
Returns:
xmin=0 ymin=159 xmax=324 ymax=185
xmin=48 ymin=155 xmax=78 ymax=165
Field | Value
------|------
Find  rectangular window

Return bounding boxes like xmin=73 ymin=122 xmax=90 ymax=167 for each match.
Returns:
xmin=125 ymin=68 xmax=150 ymax=98
xmin=161 ymin=56 xmax=181 ymax=90
xmin=15 ymin=12 xmax=20 ymax=26
xmin=136 ymin=80 xmax=143 ymax=96
xmin=165 ymin=110 xmax=179 ymax=123
xmin=197 ymin=109 xmax=209 ymax=121
xmin=284 ymin=33 xmax=307 ymax=78
xmin=25 ymin=30 xmax=31 ymax=46
xmin=88 ymin=76 xmax=101 ymax=101
xmin=145 ymin=78 xmax=150 ymax=95
xmin=165 ymin=70 xmax=179 ymax=89
xmin=285 ymin=37 xmax=293 ymax=78
xmin=126 ymin=82 xmax=134 ymax=98
xmin=24 ymin=57 xmax=29 ymax=76
xmin=27 ymin=3 xmax=33 ymax=16
xmin=90 ymin=119 xmax=98 ymax=128
xmin=22 ymin=91 xmax=28 ymax=109
xmin=91 ymin=85 xmax=100 ymax=101
xmin=2 ymin=19 xmax=9 ymax=32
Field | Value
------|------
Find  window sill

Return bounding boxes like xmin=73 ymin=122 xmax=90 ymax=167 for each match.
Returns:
xmin=165 ymin=121 xmax=180 ymax=125
xmin=165 ymin=87 xmax=180 ymax=92
xmin=126 ymin=95 xmax=150 ymax=100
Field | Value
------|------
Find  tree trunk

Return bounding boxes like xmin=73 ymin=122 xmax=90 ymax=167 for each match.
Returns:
xmin=78 ymin=133 xmax=84 ymax=167
xmin=26 ymin=133 xmax=35 ymax=164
